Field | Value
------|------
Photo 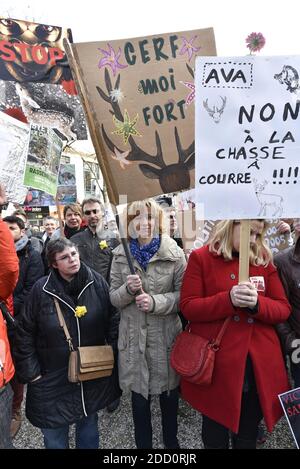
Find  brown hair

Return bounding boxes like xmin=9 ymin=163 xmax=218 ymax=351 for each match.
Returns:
xmin=63 ymin=203 xmax=82 ymax=219
xmin=209 ymin=220 xmax=272 ymax=266
xmin=46 ymin=238 xmax=78 ymax=267
xmin=81 ymin=197 xmax=104 ymax=213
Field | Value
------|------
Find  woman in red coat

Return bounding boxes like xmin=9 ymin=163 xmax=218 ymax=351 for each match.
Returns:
xmin=180 ymin=219 xmax=291 ymax=449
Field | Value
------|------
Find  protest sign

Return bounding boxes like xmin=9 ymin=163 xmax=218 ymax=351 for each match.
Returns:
xmin=23 ymin=124 xmax=63 ymax=196
xmin=195 ymin=55 xmax=300 ymax=220
xmin=57 ymin=163 xmax=77 ymax=203
xmin=176 ymin=191 xmax=291 ymax=252
xmin=0 ymin=111 xmax=29 ymax=203
xmin=68 ymin=28 xmax=216 ymax=203
xmin=279 ymin=387 xmax=300 ymax=449
xmin=0 ymin=18 xmax=73 ymax=88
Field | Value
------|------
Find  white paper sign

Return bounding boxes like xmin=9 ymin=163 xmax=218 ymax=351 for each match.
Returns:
xmin=0 ymin=111 xmax=29 ymax=203
xmin=195 ymin=55 xmax=300 ymax=220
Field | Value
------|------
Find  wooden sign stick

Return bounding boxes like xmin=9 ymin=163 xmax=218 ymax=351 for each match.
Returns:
xmin=238 ymin=220 xmax=250 ymax=282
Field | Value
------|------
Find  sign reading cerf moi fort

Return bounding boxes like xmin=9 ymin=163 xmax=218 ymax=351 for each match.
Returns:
xmin=195 ymin=55 xmax=300 ymax=220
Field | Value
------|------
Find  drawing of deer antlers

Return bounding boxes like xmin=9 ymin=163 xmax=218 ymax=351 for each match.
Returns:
xmin=96 ymin=68 xmax=195 ymax=194
xmin=203 ymin=96 xmax=227 ymax=123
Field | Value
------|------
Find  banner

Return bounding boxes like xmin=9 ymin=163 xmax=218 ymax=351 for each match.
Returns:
xmin=279 ymin=387 xmax=300 ymax=449
xmin=70 ymin=28 xmax=216 ymax=202
xmin=0 ymin=18 xmax=73 ymax=87
xmin=0 ymin=111 xmax=29 ymax=203
xmin=24 ymin=163 xmax=77 ymax=206
xmin=23 ymin=124 xmax=63 ymax=196
xmin=195 ymin=55 xmax=300 ymax=220
xmin=57 ymin=163 xmax=77 ymax=203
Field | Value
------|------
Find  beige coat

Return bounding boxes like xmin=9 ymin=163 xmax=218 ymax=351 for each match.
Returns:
xmin=109 ymin=235 xmax=186 ymax=399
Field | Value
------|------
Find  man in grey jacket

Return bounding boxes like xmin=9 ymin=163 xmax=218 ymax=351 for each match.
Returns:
xmin=71 ymin=198 xmax=119 ymax=282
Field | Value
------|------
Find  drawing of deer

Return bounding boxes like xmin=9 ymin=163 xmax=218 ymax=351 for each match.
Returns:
xmin=253 ymin=178 xmax=283 ymax=217
xmin=97 ymin=67 xmax=194 ymax=194
xmin=203 ymin=96 xmax=227 ymax=123
xmin=15 ymin=83 xmax=76 ymax=141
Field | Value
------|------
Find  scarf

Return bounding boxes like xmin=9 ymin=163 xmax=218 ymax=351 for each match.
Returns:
xmin=64 ymin=224 xmax=83 ymax=239
xmin=15 ymin=234 xmax=29 ymax=252
xmin=130 ymin=236 xmax=160 ymax=271
xmin=52 ymin=262 xmax=90 ymax=305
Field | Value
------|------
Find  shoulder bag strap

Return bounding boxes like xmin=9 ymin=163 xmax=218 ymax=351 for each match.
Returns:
xmin=212 ymin=316 xmax=232 ymax=349
xmin=53 ymin=298 xmax=74 ymax=351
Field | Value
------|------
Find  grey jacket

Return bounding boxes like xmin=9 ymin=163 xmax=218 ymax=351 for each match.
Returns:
xmin=109 ymin=235 xmax=186 ymax=399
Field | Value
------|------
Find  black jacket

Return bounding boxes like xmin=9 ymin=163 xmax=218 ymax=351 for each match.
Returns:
xmin=14 ymin=264 xmax=121 ymax=428
xmin=13 ymin=240 xmax=44 ymax=317
xmin=275 ymin=238 xmax=300 ymax=354
xmin=71 ymin=228 xmax=119 ymax=282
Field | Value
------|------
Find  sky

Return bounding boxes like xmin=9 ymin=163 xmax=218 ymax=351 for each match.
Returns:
xmin=2 ymin=0 xmax=300 ymax=57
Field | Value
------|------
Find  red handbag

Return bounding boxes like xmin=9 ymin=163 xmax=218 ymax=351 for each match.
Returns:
xmin=170 ymin=317 xmax=231 ymax=386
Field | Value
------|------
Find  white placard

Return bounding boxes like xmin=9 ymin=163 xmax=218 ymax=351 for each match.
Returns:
xmin=195 ymin=55 xmax=300 ymax=220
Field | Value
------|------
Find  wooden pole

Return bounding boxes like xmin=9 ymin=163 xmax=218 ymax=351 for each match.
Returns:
xmin=238 ymin=220 xmax=250 ymax=282
xmin=63 ymin=39 xmax=118 ymax=206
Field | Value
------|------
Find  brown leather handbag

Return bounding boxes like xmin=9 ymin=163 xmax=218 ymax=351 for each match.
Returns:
xmin=54 ymin=298 xmax=114 ymax=383
xmin=170 ymin=317 xmax=231 ymax=386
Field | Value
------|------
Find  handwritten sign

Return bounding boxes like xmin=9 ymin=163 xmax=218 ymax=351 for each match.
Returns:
xmin=195 ymin=55 xmax=300 ymax=220
xmin=70 ymin=28 xmax=216 ymax=203
xmin=279 ymin=387 xmax=300 ymax=449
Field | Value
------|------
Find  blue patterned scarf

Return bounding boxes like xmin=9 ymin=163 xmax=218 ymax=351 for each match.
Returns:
xmin=130 ymin=236 xmax=160 ymax=271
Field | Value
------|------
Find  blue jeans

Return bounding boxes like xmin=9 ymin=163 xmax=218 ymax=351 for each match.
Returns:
xmin=0 ymin=383 xmax=13 ymax=449
xmin=41 ymin=413 xmax=99 ymax=449
xmin=131 ymin=389 xmax=179 ymax=449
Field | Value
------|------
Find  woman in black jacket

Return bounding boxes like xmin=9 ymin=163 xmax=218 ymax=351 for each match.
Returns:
xmin=14 ymin=238 xmax=120 ymax=449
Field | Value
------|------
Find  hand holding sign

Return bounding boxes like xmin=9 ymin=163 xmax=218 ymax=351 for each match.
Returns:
xmin=230 ymin=281 xmax=258 ymax=309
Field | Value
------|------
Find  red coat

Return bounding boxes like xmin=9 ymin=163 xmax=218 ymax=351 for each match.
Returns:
xmin=180 ymin=246 xmax=291 ymax=433
xmin=0 ymin=219 xmax=19 ymax=387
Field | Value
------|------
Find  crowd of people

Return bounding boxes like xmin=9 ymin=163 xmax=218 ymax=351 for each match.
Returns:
xmin=0 ymin=184 xmax=300 ymax=450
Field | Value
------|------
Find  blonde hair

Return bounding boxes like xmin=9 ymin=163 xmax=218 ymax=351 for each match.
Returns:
xmin=126 ymin=199 xmax=166 ymax=241
xmin=209 ymin=220 xmax=272 ymax=266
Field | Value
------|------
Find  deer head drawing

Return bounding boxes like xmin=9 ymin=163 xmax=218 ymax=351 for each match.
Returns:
xmin=97 ymin=68 xmax=194 ymax=194
xmin=203 ymin=96 xmax=227 ymax=123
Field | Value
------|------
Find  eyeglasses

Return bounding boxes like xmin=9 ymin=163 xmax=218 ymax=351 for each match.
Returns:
xmin=84 ymin=209 xmax=100 ymax=216
xmin=56 ymin=251 xmax=79 ymax=262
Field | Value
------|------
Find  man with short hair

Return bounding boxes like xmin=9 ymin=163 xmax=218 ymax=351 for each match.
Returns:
xmin=13 ymin=209 xmax=43 ymax=253
xmin=3 ymin=215 xmax=44 ymax=438
xmin=71 ymin=198 xmax=118 ymax=282
xmin=41 ymin=216 xmax=58 ymax=272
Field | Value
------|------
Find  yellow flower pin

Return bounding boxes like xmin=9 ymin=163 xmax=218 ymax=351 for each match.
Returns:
xmin=74 ymin=306 xmax=87 ymax=318
xmin=99 ymin=240 xmax=108 ymax=250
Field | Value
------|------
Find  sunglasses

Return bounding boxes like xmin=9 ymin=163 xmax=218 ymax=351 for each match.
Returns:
xmin=84 ymin=209 xmax=100 ymax=216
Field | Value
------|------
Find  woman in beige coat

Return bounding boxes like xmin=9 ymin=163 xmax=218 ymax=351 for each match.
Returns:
xmin=110 ymin=199 xmax=186 ymax=449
